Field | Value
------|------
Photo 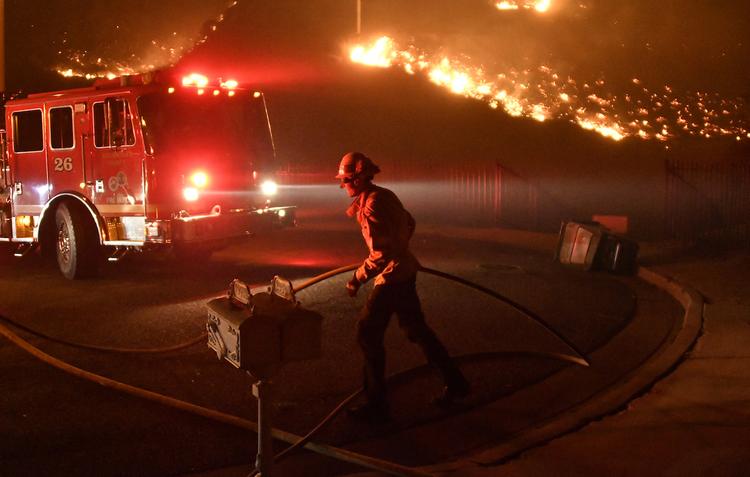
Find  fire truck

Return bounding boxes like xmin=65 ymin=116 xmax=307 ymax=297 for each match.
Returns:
xmin=0 ymin=71 xmax=295 ymax=279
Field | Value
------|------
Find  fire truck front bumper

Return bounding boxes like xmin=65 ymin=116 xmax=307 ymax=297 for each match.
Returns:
xmin=146 ymin=206 xmax=296 ymax=245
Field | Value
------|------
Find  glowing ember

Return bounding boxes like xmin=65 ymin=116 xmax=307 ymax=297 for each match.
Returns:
xmin=349 ymin=36 xmax=397 ymax=68
xmin=496 ymin=1 xmax=520 ymax=10
xmin=349 ymin=36 xmax=749 ymax=143
xmin=495 ymin=0 xmax=552 ymax=13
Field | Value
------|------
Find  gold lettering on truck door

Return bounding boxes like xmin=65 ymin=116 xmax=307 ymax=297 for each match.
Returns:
xmin=53 ymin=157 xmax=74 ymax=172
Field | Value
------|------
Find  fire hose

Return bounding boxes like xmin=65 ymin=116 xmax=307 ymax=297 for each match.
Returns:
xmin=0 ymin=263 xmax=591 ymax=476
xmin=0 ymin=315 xmax=206 ymax=354
xmin=296 ymin=264 xmax=590 ymax=367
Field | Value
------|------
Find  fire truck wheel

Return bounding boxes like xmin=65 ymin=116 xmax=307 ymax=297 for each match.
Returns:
xmin=0 ymin=208 xmax=10 ymax=239
xmin=0 ymin=208 xmax=9 ymax=262
xmin=55 ymin=203 xmax=101 ymax=279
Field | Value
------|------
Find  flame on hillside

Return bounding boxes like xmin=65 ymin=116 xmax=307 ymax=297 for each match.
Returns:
xmin=349 ymin=36 xmax=749 ymax=143
xmin=495 ymin=1 xmax=552 ymax=13
xmin=55 ymin=1 xmax=238 ymax=80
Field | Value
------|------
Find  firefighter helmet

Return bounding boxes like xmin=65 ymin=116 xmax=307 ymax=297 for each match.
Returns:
xmin=335 ymin=152 xmax=380 ymax=180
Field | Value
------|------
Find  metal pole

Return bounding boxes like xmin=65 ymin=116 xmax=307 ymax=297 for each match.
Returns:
xmin=252 ymin=380 xmax=274 ymax=476
xmin=356 ymin=0 xmax=361 ymax=35
xmin=0 ymin=0 xmax=5 ymax=92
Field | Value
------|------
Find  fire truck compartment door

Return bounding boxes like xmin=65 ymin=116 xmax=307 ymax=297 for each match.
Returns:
xmin=9 ymin=108 xmax=48 ymax=211
xmin=47 ymin=104 xmax=86 ymax=200
xmin=89 ymin=98 xmax=144 ymax=211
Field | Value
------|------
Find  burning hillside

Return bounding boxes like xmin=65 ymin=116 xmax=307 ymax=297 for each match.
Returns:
xmin=15 ymin=0 xmax=747 ymax=145
xmin=30 ymin=0 xmax=239 ymax=81
xmin=349 ymin=35 xmax=749 ymax=143
xmin=347 ymin=0 xmax=749 ymax=143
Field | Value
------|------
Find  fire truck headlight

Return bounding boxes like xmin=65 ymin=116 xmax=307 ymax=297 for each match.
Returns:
xmin=190 ymin=171 xmax=209 ymax=188
xmin=183 ymin=187 xmax=200 ymax=202
xmin=260 ymin=180 xmax=278 ymax=196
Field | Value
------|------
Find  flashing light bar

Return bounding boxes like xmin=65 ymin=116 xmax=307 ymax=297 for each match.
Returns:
xmin=182 ymin=73 xmax=209 ymax=88
xmin=221 ymin=79 xmax=239 ymax=89
xmin=181 ymin=73 xmax=241 ymax=90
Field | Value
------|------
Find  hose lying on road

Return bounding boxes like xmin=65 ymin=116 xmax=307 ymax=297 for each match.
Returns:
xmin=0 ymin=263 xmax=590 ymax=476
xmin=0 ymin=321 xmax=431 ymax=477
xmin=417 ymin=266 xmax=590 ymax=368
xmin=250 ymin=263 xmax=591 ymax=470
xmin=0 ymin=315 xmax=206 ymax=354
xmin=294 ymin=263 xmax=590 ymax=367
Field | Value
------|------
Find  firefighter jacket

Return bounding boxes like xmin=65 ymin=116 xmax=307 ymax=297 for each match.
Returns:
xmin=347 ymin=184 xmax=420 ymax=286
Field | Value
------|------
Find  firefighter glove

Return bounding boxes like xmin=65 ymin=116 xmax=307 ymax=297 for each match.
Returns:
xmin=346 ymin=274 xmax=361 ymax=297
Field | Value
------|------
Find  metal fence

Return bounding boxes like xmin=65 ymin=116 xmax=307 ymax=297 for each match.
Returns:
xmin=278 ymin=163 xmax=563 ymax=231
xmin=448 ymin=163 xmax=549 ymax=229
xmin=665 ymin=158 xmax=750 ymax=246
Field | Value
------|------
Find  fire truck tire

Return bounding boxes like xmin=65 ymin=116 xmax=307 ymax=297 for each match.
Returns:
xmin=0 ymin=209 xmax=11 ymax=262
xmin=55 ymin=203 xmax=100 ymax=279
xmin=0 ymin=208 xmax=10 ymax=238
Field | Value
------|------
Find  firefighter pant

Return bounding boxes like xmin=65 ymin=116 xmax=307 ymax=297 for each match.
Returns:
xmin=356 ymin=278 xmax=465 ymax=407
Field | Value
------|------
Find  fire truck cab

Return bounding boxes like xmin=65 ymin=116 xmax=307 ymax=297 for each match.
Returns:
xmin=0 ymin=72 xmax=295 ymax=279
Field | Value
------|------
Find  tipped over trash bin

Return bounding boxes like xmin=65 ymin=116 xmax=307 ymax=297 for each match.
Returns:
xmin=556 ymin=221 xmax=639 ymax=274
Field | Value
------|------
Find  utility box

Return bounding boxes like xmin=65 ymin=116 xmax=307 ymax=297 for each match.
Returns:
xmin=206 ymin=276 xmax=323 ymax=378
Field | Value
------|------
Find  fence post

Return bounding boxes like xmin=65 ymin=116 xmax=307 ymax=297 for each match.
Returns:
xmin=494 ymin=163 xmax=502 ymax=224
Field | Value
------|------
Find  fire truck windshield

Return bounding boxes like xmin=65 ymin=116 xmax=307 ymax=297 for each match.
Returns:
xmin=136 ymin=92 xmax=276 ymax=171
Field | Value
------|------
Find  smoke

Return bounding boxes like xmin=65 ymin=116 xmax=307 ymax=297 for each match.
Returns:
xmin=7 ymin=1 xmax=747 ymax=140
xmin=344 ymin=0 xmax=750 ymax=142
xmin=354 ymin=0 xmax=749 ymax=95
xmin=7 ymin=0 xmax=237 ymax=87
xmin=10 ymin=0 xmax=747 ymax=95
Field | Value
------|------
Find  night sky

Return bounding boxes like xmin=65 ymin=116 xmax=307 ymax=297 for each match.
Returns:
xmin=4 ymin=1 xmax=749 ymax=176
xmin=6 ymin=0 xmax=750 ymax=94
xmin=2 ymin=0 xmax=749 ymax=240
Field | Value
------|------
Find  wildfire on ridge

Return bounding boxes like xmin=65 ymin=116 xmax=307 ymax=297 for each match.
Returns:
xmin=348 ymin=36 xmax=749 ymax=143
xmin=495 ymin=0 xmax=552 ymax=13
xmin=55 ymin=1 xmax=238 ymax=80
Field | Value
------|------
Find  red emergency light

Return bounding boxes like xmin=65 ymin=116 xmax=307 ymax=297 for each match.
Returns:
xmin=183 ymin=170 xmax=211 ymax=202
xmin=177 ymin=73 xmax=244 ymax=96
xmin=182 ymin=73 xmax=209 ymax=88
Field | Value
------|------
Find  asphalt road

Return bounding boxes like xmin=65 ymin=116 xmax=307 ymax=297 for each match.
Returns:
xmin=0 ymin=210 xmax=682 ymax=476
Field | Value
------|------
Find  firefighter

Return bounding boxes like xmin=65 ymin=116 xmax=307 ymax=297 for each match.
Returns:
xmin=337 ymin=152 xmax=470 ymax=422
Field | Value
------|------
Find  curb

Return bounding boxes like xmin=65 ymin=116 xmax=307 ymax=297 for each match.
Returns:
xmin=421 ymin=265 xmax=704 ymax=475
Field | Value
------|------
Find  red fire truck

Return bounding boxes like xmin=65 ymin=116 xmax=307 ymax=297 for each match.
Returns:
xmin=0 ymin=71 xmax=295 ymax=279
